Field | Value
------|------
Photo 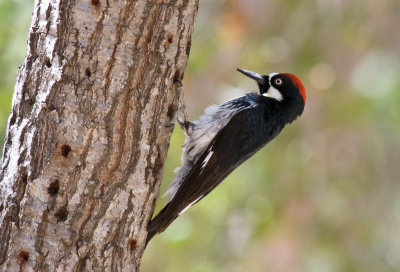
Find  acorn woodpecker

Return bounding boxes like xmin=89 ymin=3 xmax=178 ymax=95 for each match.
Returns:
xmin=146 ymin=68 xmax=306 ymax=245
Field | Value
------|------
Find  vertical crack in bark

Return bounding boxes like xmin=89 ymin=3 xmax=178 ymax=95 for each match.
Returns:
xmin=102 ymin=0 xmax=136 ymax=100
xmin=34 ymin=198 xmax=54 ymax=269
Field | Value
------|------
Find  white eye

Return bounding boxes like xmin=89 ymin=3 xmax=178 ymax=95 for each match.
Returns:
xmin=274 ymin=78 xmax=283 ymax=86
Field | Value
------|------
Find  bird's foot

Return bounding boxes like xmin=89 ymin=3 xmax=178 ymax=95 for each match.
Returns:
xmin=165 ymin=79 xmax=191 ymax=132
xmin=177 ymin=117 xmax=192 ymax=132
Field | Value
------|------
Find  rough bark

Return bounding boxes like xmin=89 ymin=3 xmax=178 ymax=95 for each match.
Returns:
xmin=0 ymin=0 xmax=198 ymax=270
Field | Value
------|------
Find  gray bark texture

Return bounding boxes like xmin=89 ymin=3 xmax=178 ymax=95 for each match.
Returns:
xmin=0 ymin=0 xmax=198 ymax=270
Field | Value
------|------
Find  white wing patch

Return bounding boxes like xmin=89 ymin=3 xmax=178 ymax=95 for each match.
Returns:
xmin=200 ymin=150 xmax=213 ymax=170
xmin=164 ymin=94 xmax=258 ymax=201
xmin=178 ymin=196 xmax=203 ymax=215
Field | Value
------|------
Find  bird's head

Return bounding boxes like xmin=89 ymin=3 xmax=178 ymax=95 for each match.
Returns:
xmin=237 ymin=68 xmax=306 ymax=105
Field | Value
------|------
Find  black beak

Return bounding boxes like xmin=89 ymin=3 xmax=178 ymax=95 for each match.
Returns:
xmin=237 ymin=68 xmax=266 ymax=85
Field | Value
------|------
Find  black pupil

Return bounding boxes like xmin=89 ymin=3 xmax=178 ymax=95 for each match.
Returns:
xmin=275 ymin=79 xmax=281 ymax=84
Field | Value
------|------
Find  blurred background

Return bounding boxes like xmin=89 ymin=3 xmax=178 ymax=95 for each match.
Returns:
xmin=1 ymin=0 xmax=400 ymax=271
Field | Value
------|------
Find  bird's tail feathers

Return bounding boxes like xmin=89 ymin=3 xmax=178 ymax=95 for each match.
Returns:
xmin=145 ymin=204 xmax=171 ymax=247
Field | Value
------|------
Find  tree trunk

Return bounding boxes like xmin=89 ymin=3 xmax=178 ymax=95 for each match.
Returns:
xmin=0 ymin=0 xmax=198 ymax=270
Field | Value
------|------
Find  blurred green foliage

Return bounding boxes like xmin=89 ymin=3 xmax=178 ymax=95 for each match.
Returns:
xmin=1 ymin=0 xmax=400 ymax=271
xmin=0 ymin=0 xmax=33 ymax=143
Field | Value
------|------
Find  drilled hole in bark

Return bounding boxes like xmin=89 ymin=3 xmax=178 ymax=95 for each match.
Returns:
xmin=47 ymin=179 xmax=60 ymax=196
xmin=0 ymin=203 xmax=4 ymax=213
xmin=54 ymin=206 xmax=68 ymax=222
xmin=128 ymin=238 xmax=137 ymax=251
xmin=19 ymin=250 xmax=29 ymax=262
xmin=91 ymin=0 xmax=100 ymax=6
xmin=61 ymin=144 xmax=71 ymax=158
xmin=166 ymin=33 xmax=173 ymax=44
xmin=85 ymin=68 xmax=91 ymax=78
xmin=45 ymin=58 xmax=52 ymax=68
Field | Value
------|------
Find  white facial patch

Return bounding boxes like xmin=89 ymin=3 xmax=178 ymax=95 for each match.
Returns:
xmin=262 ymin=72 xmax=283 ymax=101
xmin=263 ymin=86 xmax=283 ymax=101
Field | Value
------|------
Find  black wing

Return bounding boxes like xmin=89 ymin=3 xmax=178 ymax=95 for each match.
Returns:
xmin=146 ymin=106 xmax=269 ymax=244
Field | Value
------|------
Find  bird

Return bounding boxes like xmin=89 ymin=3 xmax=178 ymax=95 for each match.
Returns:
xmin=146 ymin=68 xmax=306 ymax=245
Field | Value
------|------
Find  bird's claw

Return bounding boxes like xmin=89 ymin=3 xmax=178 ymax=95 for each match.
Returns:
xmin=177 ymin=117 xmax=192 ymax=132
xmin=165 ymin=79 xmax=190 ymax=131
